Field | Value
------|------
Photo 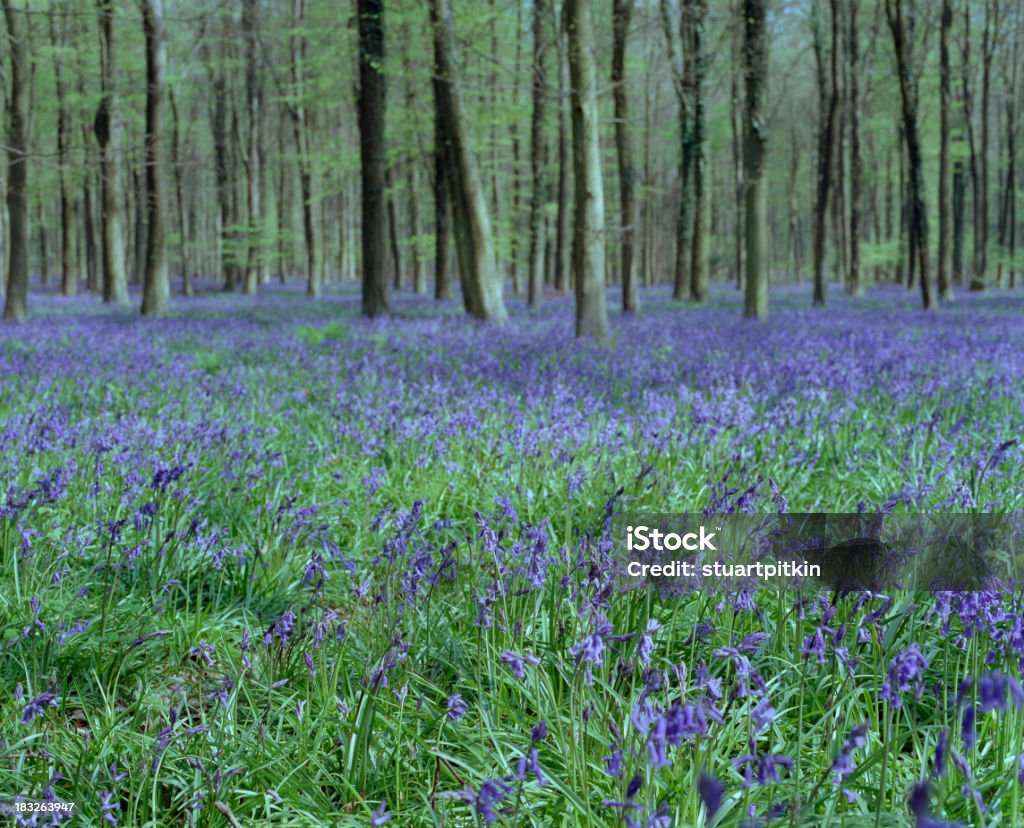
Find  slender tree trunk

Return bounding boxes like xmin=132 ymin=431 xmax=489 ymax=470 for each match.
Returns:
xmin=242 ymin=0 xmax=264 ymax=295
xmin=141 ymin=0 xmax=169 ymax=316
xmin=612 ymin=0 xmax=639 ymax=313
xmin=132 ymin=166 xmax=147 ymax=285
xmin=554 ymin=18 xmax=572 ymax=294
xmin=429 ymin=0 xmax=508 ymax=322
xmin=788 ymin=125 xmax=800 ymax=280
xmin=37 ymin=205 xmax=48 ymax=288
xmin=290 ymin=0 xmax=321 ymax=297
xmin=960 ymin=5 xmax=981 ymax=290
xmin=2 ymin=0 xmax=29 ymax=322
xmin=812 ymin=0 xmax=839 ymax=307
xmin=509 ymin=1 xmax=524 ymax=295
xmin=386 ymin=166 xmax=403 ymax=290
xmin=83 ymin=173 xmax=99 ymax=293
xmin=169 ymin=88 xmax=192 ymax=295
xmin=432 ymin=80 xmax=452 ymax=300
xmin=277 ymin=125 xmax=291 ymax=284
xmin=974 ymin=0 xmax=997 ymax=290
xmin=407 ymin=163 xmax=426 ymax=294
xmin=659 ymin=0 xmax=692 ymax=301
xmin=688 ymin=0 xmax=709 ymax=303
xmin=847 ymin=0 xmax=863 ymax=296
xmin=527 ymin=0 xmax=548 ymax=308
xmin=565 ymin=0 xmax=609 ymax=338
xmin=742 ymin=0 xmax=768 ymax=320
xmin=358 ymin=0 xmax=388 ymax=316
xmin=952 ymin=152 xmax=966 ymax=283
xmin=49 ymin=3 xmax=76 ymax=298
xmin=95 ymin=0 xmax=130 ymax=306
xmin=641 ymin=19 xmax=657 ymax=288
xmin=731 ymin=0 xmax=745 ymax=288
xmin=937 ymin=0 xmax=953 ymax=300
xmin=886 ymin=0 xmax=931 ymax=310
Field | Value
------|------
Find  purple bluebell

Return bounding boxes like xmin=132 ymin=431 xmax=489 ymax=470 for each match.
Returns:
xmin=446 ymin=693 xmax=469 ymax=722
xmin=698 ymin=773 xmax=725 ymax=819
xmin=370 ymin=800 xmax=390 ymax=825
xmin=21 ymin=687 xmax=58 ymax=723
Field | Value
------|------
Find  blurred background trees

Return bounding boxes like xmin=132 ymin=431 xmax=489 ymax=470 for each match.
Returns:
xmin=0 ymin=0 xmax=1021 ymax=327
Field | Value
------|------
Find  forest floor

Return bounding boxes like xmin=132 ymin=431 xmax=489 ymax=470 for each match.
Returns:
xmin=1 ymin=283 xmax=1023 ymax=826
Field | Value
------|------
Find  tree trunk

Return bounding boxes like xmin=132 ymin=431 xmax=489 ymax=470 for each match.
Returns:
xmin=277 ymin=125 xmax=291 ymax=284
xmin=169 ymin=87 xmax=192 ymax=295
xmin=554 ymin=18 xmax=572 ymax=294
xmin=432 ymin=80 xmax=452 ymax=300
xmin=742 ymin=0 xmax=768 ymax=320
xmin=659 ymin=0 xmax=693 ymax=301
xmin=886 ymin=0 xmax=932 ymax=310
xmin=612 ymin=0 xmax=639 ymax=313
xmin=290 ymin=0 xmax=321 ymax=297
xmin=407 ymin=163 xmax=426 ymax=294
xmin=242 ymin=0 xmax=264 ymax=294
xmin=688 ymin=0 xmax=709 ymax=303
xmin=847 ymin=0 xmax=863 ymax=296
xmin=95 ymin=0 xmax=130 ymax=306
xmin=565 ymin=0 xmax=609 ymax=338
xmin=358 ymin=0 xmax=388 ymax=317
xmin=386 ymin=167 xmax=403 ymax=290
xmin=731 ymin=0 xmax=745 ymax=288
xmin=974 ymin=0 xmax=997 ymax=290
xmin=812 ymin=0 xmax=839 ymax=307
xmin=2 ymin=0 xmax=29 ymax=322
xmin=49 ymin=3 xmax=76 ymax=298
xmin=428 ymin=0 xmax=508 ymax=322
xmin=937 ymin=0 xmax=953 ymax=300
xmin=527 ymin=0 xmax=548 ymax=308
xmin=141 ymin=0 xmax=169 ymax=317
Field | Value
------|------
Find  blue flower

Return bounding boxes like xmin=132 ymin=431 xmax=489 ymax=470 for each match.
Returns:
xmin=446 ymin=693 xmax=469 ymax=722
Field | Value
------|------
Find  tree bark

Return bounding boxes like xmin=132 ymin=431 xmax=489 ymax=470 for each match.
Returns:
xmin=432 ymin=78 xmax=452 ymax=300
xmin=169 ymin=87 xmax=192 ymax=295
xmin=974 ymin=0 xmax=998 ymax=290
xmin=289 ymin=0 xmax=321 ymax=296
xmin=812 ymin=0 xmax=839 ymax=307
xmin=659 ymin=0 xmax=692 ymax=301
xmin=428 ymin=0 xmax=508 ymax=322
xmin=611 ymin=0 xmax=639 ymax=313
xmin=554 ymin=17 xmax=572 ymax=294
xmin=688 ymin=0 xmax=709 ymax=303
xmin=2 ymin=0 xmax=29 ymax=322
xmin=527 ymin=0 xmax=548 ymax=308
xmin=95 ymin=0 xmax=130 ymax=306
xmin=886 ymin=0 xmax=932 ymax=310
xmin=730 ymin=0 xmax=745 ymax=288
xmin=847 ymin=0 xmax=863 ymax=296
xmin=49 ymin=3 xmax=76 ymax=298
xmin=937 ymin=0 xmax=953 ymax=300
xmin=565 ymin=0 xmax=609 ymax=338
xmin=141 ymin=0 xmax=170 ymax=316
xmin=386 ymin=166 xmax=403 ymax=290
xmin=242 ymin=0 xmax=265 ymax=294
xmin=742 ymin=0 xmax=768 ymax=320
xmin=358 ymin=0 xmax=388 ymax=317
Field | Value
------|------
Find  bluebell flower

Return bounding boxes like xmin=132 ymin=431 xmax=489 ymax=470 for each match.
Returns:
xmin=880 ymin=644 xmax=928 ymax=708
xmin=21 ymin=687 xmax=58 ymax=723
xmin=475 ymin=779 xmax=510 ymax=823
xmin=446 ymin=693 xmax=469 ymax=722
xmin=370 ymin=800 xmax=390 ymax=825
xmin=698 ymin=773 xmax=725 ymax=819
